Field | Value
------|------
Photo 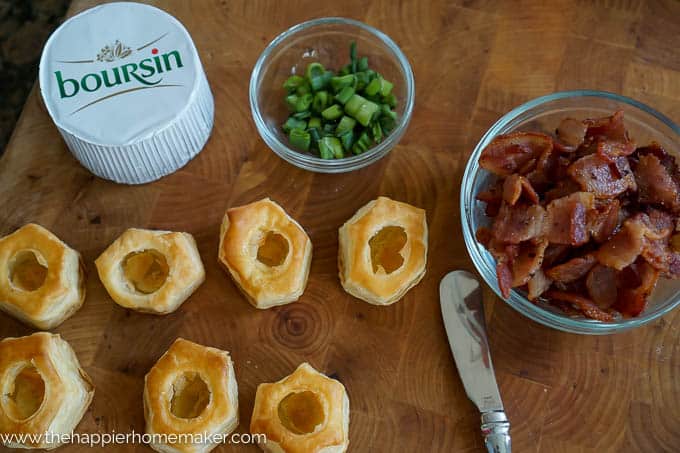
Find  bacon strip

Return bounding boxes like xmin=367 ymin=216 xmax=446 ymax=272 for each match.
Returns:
xmin=545 ymin=254 xmax=597 ymax=283
xmin=544 ymin=290 xmax=614 ymax=321
xmin=568 ymin=154 xmax=636 ymax=198
xmin=491 ymin=203 xmax=546 ymax=244
xmin=480 ymin=132 xmax=553 ymax=176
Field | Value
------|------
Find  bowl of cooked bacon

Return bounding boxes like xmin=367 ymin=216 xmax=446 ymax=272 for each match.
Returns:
xmin=462 ymin=90 xmax=680 ymax=334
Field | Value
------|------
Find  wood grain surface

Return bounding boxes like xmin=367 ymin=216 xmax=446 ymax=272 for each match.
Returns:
xmin=1 ymin=0 xmax=680 ymax=451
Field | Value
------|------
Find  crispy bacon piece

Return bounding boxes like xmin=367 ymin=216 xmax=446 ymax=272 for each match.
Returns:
xmin=584 ymin=110 xmax=627 ymax=142
xmin=476 ymin=183 xmax=503 ymax=217
xmin=568 ymin=154 xmax=636 ymax=198
xmin=633 ymin=153 xmax=680 ymax=213
xmin=594 ymin=221 xmax=645 ymax=270
xmin=502 ymin=174 xmax=539 ymax=205
xmin=587 ymin=199 xmax=620 ymax=243
xmin=586 ymin=265 xmax=618 ymax=309
xmin=544 ymin=290 xmax=614 ymax=321
xmin=512 ymin=239 xmax=549 ymax=286
xmin=527 ymin=268 xmax=552 ymax=300
xmin=556 ymin=118 xmax=587 ymax=148
xmin=613 ymin=260 xmax=659 ymax=317
xmin=596 ymin=140 xmax=636 ymax=161
xmin=491 ymin=202 xmax=546 ymax=244
xmin=545 ymin=254 xmax=597 ymax=283
xmin=475 ymin=227 xmax=493 ymax=248
xmin=479 ymin=132 xmax=553 ymax=176
xmin=545 ymin=192 xmax=594 ymax=245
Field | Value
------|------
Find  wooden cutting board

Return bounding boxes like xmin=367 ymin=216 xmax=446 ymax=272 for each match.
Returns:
xmin=1 ymin=1 xmax=680 ymax=451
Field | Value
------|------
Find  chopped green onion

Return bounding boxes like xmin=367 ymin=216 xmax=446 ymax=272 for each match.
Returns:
xmin=282 ymin=117 xmax=307 ymax=133
xmin=354 ymin=71 xmax=370 ymax=91
xmin=322 ymin=123 xmax=336 ymax=135
xmin=344 ymin=94 xmax=379 ymax=126
xmin=358 ymin=56 xmax=369 ymax=72
xmin=371 ymin=122 xmax=383 ymax=143
xmin=350 ymin=41 xmax=357 ymax=73
xmin=330 ymin=75 xmax=356 ymax=93
xmin=312 ymin=91 xmax=329 ymax=113
xmin=384 ymin=93 xmax=397 ymax=108
xmin=285 ymin=94 xmax=299 ymax=111
xmin=322 ymin=104 xmax=343 ymax=120
xmin=306 ymin=62 xmax=325 ymax=80
xmin=289 ymin=128 xmax=311 ymax=152
xmin=283 ymin=75 xmax=305 ymax=93
xmin=295 ymin=93 xmax=313 ymax=112
xmin=338 ymin=130 xmax=354 ymax=151
xmin=352 ymin=131 xmax=372 ymax=155
xmin=338 ymin=64 xmax=351 ymax=76
xmin=308 ymin=117 xmax=321 ymax=130
xmin=336 ymin=116 xmax=356 ymax=135
xmin=335 ymin=86 xmax=355 ymax=105
xmin=319 ymin=136 xmax=344 ymax=159
xmin=293 ymin=111 xmax=311 ymax=120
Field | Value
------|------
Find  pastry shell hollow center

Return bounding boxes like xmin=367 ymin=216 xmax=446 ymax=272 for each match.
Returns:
xmin=256 ymin=231 xmax=290 ymax=267
xmin=122 ymin=249 xmax=170 ymax=294
xmin=8 ymin=250 xmax=48 ymax=292
xmin=277 ymin=390 xmax=326 ymax=435
xmin=169 ymin=371 xmax=211 ymax=419
xmin=1 ymin=363 xmax=46 ymax=422
xmin=369 ymin=226 xmax=408 ymax=274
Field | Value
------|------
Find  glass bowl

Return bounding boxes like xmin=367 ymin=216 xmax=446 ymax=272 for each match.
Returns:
xmin=249 ymin=17 xmax=414 ymax=173
xmin=461 ymin=90 xmax=680 ymax=334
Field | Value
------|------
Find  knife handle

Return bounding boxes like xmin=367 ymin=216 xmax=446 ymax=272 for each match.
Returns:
xmin=481 ymin=411 xmax=511 ymax=453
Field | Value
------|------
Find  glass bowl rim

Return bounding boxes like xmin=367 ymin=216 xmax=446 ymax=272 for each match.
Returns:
xmin=461 ymin=89 xmax=680 ymax=334
xmin=249 ymin=16 xmax=415 ymax=172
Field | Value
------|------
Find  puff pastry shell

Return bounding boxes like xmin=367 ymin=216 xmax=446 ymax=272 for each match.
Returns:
xmin=338 ymin=197 xmax=428 ymax=305
xmin=0 ymin=223 xmax=85 ymax=330
xmin=95 ymin=228 xmax=205 ymax=314
xmin=251 ymin=362 xmax=349 ymax=453
xmin=144 ymin=338 xmax=239 ymax=453
xmin=0 ymin=332 xmax=94 ymax=450
xmin=218 ymin=198 xmax=312 ymax=309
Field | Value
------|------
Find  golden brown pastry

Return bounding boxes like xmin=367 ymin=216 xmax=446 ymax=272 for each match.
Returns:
xmin=0 ymin=223 xmax=85 ymax=329
xmin=251 ymin=362 xmax=349 ymax=453
xmin=144 ymin=338 xmax=239 ymax=453
xmin=218 ymin=198 xmax=312 ymax=309
xmin=95 ymin=228 xmax=205 ymax=314
xmin=0 ymin=332 xmax=94 ymax=450
xmin=338 ymin=196 xmax=428 ymax=305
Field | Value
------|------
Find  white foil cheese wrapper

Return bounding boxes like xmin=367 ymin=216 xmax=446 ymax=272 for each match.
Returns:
xmin=39 ymin=2 xmax=214 ymax=184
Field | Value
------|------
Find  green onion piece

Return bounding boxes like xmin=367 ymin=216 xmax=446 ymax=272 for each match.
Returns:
xmin=283 ymin=75 xmax=305 ymax=93
xmin=295 ymin=93 xmax=313 ymax=112
xmin=344 ymin=94 xmax=363 ymax=117
xmin=322 ymin=123 xmax=335 ymax=135
xmin=296 ymin=80 xmax=312 ymax=95
xmin=309 ymin=126 xmax=321 ymax=145
xmin=380 ymin=78 xmax=393 ymax=96
xmin=322 ymin=104 xmax=343 ymax=120
xmin=282 ymin=116 xmax=307 ymax=133
xmin=289 ymin=128 xmax=311 ymax=152
xmin=330 ymin=74 xmax=356 ymax=93
xmin=366 ymin=69 xmax=377 ymax=81
xmin=338 ymin=64 xmax=351 ymax=76
xmin=335 ymin=86 xmax=355 ymax=105
xmin=357 ymin=101 xmax=379 ymax=126
xmin=379 ymin=115 xmax=396 ymax=134
xmin=352 ymin=131 xmax=372 ymax=155
xmin=335 ymin=116 xmax=356 ymax=135
xmin=358 ymin=56 xmax=369 ymax=72
xmin=350 ymin=41 xmax=357 ymax=73
xmin=312 ymin=91 xmax=329 ymax=113
xmin=308 ymin=117 xmax=321 ymax=130
xmin=354 ymin=71 xmax=370 ymax=91
xmin=365 ymin=77 xmax=382 ymax=97
xmin=371 ymin=122 xmax=383 ymax=143
xmin=306 ymin=62 xmax=325 ymax=80
xmin=338 ymin=130 xmax=354 ymax=151
xmin=309 ymin=70 xmax=332 ymax=91
xmin=381 ymin=104 xmax=397 ymax=120
xmin=319 ymin=136 xmax=343 ymax=159
xmin=384 ymin=93 xmax=397 ymax=108
xmin=285 ymin=94 xmax=299 ymax=111
xmin=293 ymin=111 xmax=311 ymax=120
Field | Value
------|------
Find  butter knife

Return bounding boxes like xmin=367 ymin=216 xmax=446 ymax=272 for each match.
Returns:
xmin=439 ymin=270 xmax=511 ymax=453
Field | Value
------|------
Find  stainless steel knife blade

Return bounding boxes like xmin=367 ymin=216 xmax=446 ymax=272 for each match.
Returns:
xmin=440 ymin=270 xmax=511 ymax=453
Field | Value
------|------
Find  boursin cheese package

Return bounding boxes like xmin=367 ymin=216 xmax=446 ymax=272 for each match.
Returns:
xmin=39 ymin=2 xmax=214 ymax=184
